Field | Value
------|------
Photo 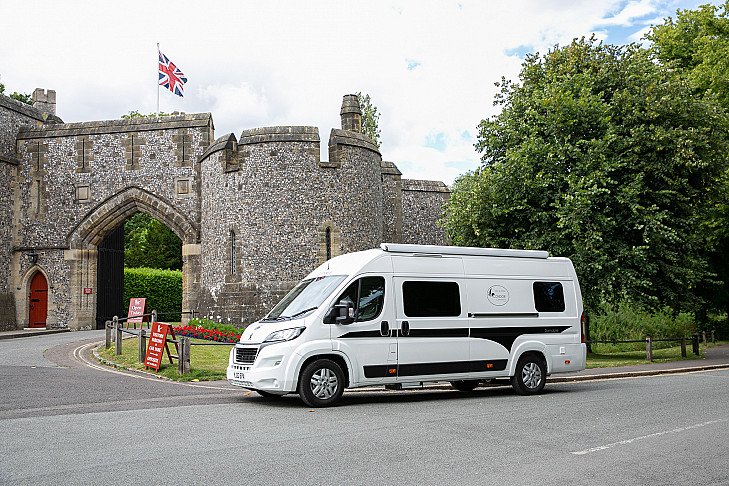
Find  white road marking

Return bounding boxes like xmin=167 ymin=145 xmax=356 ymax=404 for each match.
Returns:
xmin=73 ymin=341 xmax=238 ymax=391
xmin=571 ymin=418 xmax=729 ymax=455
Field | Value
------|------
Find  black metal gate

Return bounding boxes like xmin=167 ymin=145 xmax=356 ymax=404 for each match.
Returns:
xmin=95 ymin=223 xmax=125 ymax=329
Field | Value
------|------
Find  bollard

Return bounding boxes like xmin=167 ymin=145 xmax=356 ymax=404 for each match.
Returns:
xmin=178 ymin=336 xmax=191 ymax=375
xmin=692 ymin=333 xmax=700 ymax=356
xmin=646 ymin=336 xmax=652 ymax=363
xmin=105 ymin=320 xmax=112 ymax=349
xmin=711 ymin=330 xmax=715 ymax=344
xmin=138 ymin=329 xmax=146 ymax=363
xmin=702 ymin=331 xmax=707 ymax=347
xmin=680 ymin=337 xmax=686 ymax=358
xmin=114 ymin=316 xmax=122 ymax=356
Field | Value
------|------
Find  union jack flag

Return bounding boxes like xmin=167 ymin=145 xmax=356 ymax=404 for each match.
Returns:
xmin=158 ymin=50 xmax=187 ymax=97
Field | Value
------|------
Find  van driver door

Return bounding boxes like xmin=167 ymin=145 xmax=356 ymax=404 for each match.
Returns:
xmin=330 ymin=275 xmax=397 ymax=385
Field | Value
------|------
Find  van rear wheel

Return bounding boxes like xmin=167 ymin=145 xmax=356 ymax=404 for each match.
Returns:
xmin=450 ymin=380 xmax=480 ymax=391
xmin=298 ymin=359 xmax=345 ymax=407
xmin=511 ymin=354 xmax=546 ymax=395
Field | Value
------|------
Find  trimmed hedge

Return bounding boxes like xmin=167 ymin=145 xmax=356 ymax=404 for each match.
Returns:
xmin=123 ymin=267 xmax=182 ymax=321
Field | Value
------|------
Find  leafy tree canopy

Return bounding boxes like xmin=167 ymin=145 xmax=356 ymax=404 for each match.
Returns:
xmin=0 ymin=82 xmax=33 ymax=105
xmin=121 ymin=110 xmax=170 ymax=119
xmin=356 ymin=92 xmax=381 ymax=148
xmin=124 ymin=213 xmax=182 ymax=270
xmin=446 ymin=37 xmax=729 ymax=311
xmin=646 ymin=1 xmax=729 ymax=109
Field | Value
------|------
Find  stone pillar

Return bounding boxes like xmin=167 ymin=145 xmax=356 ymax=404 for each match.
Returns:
xmin=340 ymin=94 xmax=362 ymax=133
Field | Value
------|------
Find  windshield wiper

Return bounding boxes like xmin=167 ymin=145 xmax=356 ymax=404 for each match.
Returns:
xmin=281 ymin=307 xmax=318 ymax=320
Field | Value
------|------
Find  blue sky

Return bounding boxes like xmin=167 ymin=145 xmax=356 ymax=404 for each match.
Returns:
xmin=0 ymin=0 xmax=717 ymax=184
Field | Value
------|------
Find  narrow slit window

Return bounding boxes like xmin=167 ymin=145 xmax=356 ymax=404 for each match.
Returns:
xmin=231 ymin=230 xmax=236 ymax=274
xmin=325 ymin=227 xmax=332 ymax=260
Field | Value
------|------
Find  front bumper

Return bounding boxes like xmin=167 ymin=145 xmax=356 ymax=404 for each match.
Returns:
xmin=226 ymin=341 xmax=299 ymax=393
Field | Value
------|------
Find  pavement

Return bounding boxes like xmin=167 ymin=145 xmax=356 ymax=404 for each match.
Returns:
xmin=1 ymin=327 xmax=727 ymax=383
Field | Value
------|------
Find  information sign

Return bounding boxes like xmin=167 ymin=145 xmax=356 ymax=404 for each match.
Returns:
xmin=144 ymin=321 xmax=170 ymax=371
xmin=127 ymin=298 xmax=148 ymax=327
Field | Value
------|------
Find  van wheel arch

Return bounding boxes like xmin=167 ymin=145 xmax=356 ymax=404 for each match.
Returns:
xmin=297 ymin=353 xmax=351 ymax=391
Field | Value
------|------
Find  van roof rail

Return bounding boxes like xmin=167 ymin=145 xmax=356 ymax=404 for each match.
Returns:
xmin=380 ymin=243 xmax=549 ymax=259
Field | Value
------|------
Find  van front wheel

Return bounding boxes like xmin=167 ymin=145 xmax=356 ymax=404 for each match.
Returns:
xmin=298 ymin=359 xmax=345 ymax=407
xmin=511 ymin=354 xmax=546 ymax=395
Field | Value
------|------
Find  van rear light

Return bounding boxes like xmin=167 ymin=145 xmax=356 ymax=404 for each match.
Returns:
xmin=580 ymin=312 xmax=586 ymax=343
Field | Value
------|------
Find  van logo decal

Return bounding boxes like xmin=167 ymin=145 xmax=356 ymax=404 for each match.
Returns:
xmin=487 ymin=285 xmax=509 ymax=306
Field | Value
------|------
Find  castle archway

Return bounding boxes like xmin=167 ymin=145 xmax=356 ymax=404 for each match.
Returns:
xmin=65 ymin=187 xmax=200 ymax=330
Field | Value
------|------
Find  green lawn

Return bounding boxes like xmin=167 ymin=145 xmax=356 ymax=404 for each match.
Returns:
xmin=586 ymin=341 xmax=724 ymax=368
xmin=97 ymin=334 xmax=232 ymax=381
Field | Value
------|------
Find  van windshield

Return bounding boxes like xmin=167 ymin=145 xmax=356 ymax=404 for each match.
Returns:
xmin=263 ymin=275 xmax=347 ymax=321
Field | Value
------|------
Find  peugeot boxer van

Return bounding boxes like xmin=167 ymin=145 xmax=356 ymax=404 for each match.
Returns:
xmin=227 ymin=243 xmax=586 ymax=407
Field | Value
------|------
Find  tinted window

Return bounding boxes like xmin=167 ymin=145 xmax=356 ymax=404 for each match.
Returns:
xmin=533 ymin=282 xmax=565 ymax=312
xmin=402 ymin=281 xmax=461 ymax=317
xmin=335 ymin=277 xmax=386 ymax=322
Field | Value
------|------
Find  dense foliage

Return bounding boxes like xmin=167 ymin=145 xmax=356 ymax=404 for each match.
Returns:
xmin=446 ymin=37 xmax=729 ymax=314
xmin=356 ymin=92 xmax=382 ymax=148
xmin=0 ymin=82 xmax=33 ymax=105
xmin=123 ymin=267 xmax=182 ymax=321
xmin=124 ymin=213 xmax=182 ymax=270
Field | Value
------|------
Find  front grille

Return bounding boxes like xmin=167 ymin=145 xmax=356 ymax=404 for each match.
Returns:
xmin=235 ymin=346 xmax=258 ymax=364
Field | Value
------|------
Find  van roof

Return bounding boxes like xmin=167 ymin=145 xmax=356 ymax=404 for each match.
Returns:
xmin=380 ymin=243 xmax=549 ymax=259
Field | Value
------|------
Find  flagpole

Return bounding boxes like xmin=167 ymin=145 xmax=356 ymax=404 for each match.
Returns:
xmin=156 ymin=43 xmax=160 ymax=116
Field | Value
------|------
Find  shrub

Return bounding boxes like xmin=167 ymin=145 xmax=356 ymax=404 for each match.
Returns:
xmin=123 ymin=267 xmax=182 ymax=321
xmin=588 ymin=301 xmax=696 ymax=352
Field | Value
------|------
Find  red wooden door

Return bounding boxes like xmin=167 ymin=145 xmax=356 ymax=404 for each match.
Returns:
xmin=29 ymin=273 xmax=48 ymax=328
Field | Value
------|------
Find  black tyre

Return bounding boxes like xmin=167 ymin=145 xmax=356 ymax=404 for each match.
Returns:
xmin=298 ymin=359 xmax=345 ymax=407
xmin=510 ymin=354 xmax=547 ymax=395
xmin=450 ymin=380 xmax=480 ymax=392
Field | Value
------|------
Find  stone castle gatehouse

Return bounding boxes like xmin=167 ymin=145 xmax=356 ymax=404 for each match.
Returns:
xmin=0 ymin=90 xmax=449 ymax=331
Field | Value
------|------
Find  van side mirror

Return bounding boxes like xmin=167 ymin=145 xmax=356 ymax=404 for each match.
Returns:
xmin=324 ymin=300 xmax=355 ymax=325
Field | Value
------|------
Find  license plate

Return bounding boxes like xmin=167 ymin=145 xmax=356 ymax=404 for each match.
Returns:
xmin=234 ymin=372 xmax=246 ymax=380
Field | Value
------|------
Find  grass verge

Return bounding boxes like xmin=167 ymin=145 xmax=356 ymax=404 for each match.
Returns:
xmin=586 ymin=341 xmax=725 ymax=368
xmin=96 ymin=335 xmax=232 ymax=381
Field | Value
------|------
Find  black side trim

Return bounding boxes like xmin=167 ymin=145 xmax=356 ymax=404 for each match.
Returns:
xmin=469 ymin=312 xmax=539 ymax=318
xmin=470 ymin=326 xmax=570 ymax=352
xmin=406 ymin=328 xmax=469 ymax=338
xmin=339 ymin=330 xmax=383 ymax=339
xmin=363 ymin=359 xmax=508 ymax=378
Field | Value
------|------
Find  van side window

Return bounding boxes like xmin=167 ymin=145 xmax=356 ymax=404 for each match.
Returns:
xmin=533 ymin=282 xmax=565 ymax=312
xmin=402 ymin=281 xmax=461 ymax=317
xmin=336 ymin=277 xmax=385 ymax=322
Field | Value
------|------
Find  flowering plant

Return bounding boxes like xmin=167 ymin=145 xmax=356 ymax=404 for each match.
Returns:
xmin=172 ymin=325 xmax=241 ymax=343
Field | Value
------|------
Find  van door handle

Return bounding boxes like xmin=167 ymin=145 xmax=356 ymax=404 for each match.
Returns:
xmin=401 ymin=320 xmax=410 ymax=337
xmin=380 ymin=321 xmax=389 ymax=337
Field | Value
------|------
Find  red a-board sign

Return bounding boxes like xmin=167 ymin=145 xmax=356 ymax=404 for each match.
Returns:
xmin=127 ymin=298 xmax=148 ymax=325
xmin=144 ymin=322 xmax=170 ymax=371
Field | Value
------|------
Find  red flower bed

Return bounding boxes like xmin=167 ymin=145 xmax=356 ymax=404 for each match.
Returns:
xmin=173 ymin=325 xmax=241 ymax=343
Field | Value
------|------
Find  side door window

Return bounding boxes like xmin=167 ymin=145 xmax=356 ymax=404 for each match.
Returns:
xmin=336 ymin=276 xmax=386 ymax=322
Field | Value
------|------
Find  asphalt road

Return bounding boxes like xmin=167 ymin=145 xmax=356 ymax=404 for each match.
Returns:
xmin=1 ymin=333 xmax=728 ymax=485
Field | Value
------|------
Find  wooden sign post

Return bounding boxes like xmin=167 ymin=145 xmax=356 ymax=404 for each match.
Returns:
xmin=144 ymin=322 xmax=178 ymax=371
xmin=127 ymin=298 xmax=148 ymax=329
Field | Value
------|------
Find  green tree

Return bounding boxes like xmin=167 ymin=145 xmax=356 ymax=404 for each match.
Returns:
xmin=124 ymin=213 xmax=182 ymax=270
xmin=121 ymin=110 xmax=169 ymax=119
xmin=0 ymin=83 xmax=33 ymax=105
xmin=356 ymin=92 xmax=381 ymax=148
xmin=647 ymin=2 xmax=729 ymax=317
xmin=445 ymin=37 xmax=729 ymax=311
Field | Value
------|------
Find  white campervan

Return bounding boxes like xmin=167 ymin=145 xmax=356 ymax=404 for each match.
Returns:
xmin=227 ymin=243 xmax=586 ymax=407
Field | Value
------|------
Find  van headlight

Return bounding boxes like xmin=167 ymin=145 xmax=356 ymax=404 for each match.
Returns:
xmin=263 ymin=327 xmax=305 ymax=343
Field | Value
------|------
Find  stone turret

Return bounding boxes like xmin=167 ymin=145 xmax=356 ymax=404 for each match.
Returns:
xmin=340 ymin=94 xmax=361 ymax=133
xmin=32 ymin=88 xmax=56 ymax=117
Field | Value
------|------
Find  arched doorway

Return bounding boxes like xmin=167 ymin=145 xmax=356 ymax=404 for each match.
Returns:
xmin=28 ymin=272 xmax=48 ymax=328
